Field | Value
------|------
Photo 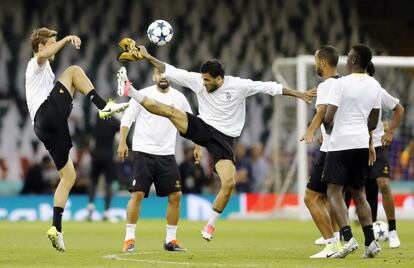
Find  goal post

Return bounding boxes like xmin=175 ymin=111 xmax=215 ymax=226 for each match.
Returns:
xmin=271 ymin=55 xmax=414 ymax=220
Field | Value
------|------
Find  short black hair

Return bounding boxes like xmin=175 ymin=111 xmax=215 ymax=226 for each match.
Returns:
xmin=352 ymin=44 xmax=372 ymax=69
xmin=317 ymin=46 xmax=339 ymax=67
xmin=200 ymin=59 xmax=225 ymax=78
xmin=367 ymin=61 xmax=375 ymax=77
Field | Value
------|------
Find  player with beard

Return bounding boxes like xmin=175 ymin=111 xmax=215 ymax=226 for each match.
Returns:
xmin=116 ymin=44 xmax=316 ymax=242
xmin=300 ymin=46 xmax=342 ymax=258
xmin=118 ymin=68 xmax=196 ymax=252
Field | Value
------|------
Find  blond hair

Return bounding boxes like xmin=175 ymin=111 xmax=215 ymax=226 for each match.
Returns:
xmin=30 ymin=27 xmax=57 ymax=53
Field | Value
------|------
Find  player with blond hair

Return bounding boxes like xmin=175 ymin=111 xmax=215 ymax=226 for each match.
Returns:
xmin=25 ymin=27 xmax=128 ymax=252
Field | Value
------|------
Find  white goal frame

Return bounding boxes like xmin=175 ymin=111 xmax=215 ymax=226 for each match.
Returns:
xmin=272 ymin=55 xmax=414 ymax=220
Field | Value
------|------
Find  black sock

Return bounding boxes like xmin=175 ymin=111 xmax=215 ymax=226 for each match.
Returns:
xmin=87 ymin=90 xmax=107 ymax=109
xmin=366 ymin=179 xmax=379 ymax=221
xmin=53 ymin=207 xmax=64 ymax=232
xmin=362 ymin=224 xmax=375 ymax=246
xmin=388 ymin=219 xmax=396 ymax=231
xmin=340 ymin=226 xmax=353 ymax=242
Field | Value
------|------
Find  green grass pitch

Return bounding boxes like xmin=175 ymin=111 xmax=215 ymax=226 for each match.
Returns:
xmin=1 ymin=220 xmax=413 ymax=267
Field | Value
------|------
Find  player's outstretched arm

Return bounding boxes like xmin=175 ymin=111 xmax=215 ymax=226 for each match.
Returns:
xmin=137 ymin=45 xmax=166 ymax=73
xmin=36 ymin=35 xmax=81 ymax=65
xmin=300 ymin=104 xmax=327 ymax=144
xmin=282 ymin=87 xmax=316 ymax=104
xmin=382 ymin=103 xmax=405 ymax=147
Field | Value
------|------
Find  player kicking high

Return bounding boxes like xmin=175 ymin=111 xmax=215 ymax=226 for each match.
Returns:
xmin=323 ymin=44 xmax=382 ymax=258
xmin=300 ymin=46 xmax=342 ymax=258
xmin=119 ymin=68 xmax=195 ymax=252
xmin=116 ymin=44 xmax=316 ymax=241
xmin=25 ymin=27 xmax=128 ymax=252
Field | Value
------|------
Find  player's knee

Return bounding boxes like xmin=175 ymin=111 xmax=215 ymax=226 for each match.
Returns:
xmin=63 ymin=65 xmax=84 ymax=79
xmin=68 ymin=65 xmax=84 ymax=74
xmin=304 ymin=192 xmax=315 ymax=208
xmin=61 ymin=171 xmax=76 ymax=187
xmin=351 ymin=191 xmax=365 ymax=204
xmin=377 ymin=178 xmax=390 ymax=193
xmin=131 ymin=191 xmax=145 ymax=203
xmin=221 ymin=178 xmax=236 ymax=192
xmin=168 ymin=191 xmax=182 ymax=205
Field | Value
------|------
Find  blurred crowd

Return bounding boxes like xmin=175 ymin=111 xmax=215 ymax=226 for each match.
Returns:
xmin=0 ymin=0 xmax=413 ymax=195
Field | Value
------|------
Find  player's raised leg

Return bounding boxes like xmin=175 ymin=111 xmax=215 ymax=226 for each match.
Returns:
xmin=58 ymin=65 xmax=129 ymax=119
xmin=117 ymin=67 xmax=188 ymax=133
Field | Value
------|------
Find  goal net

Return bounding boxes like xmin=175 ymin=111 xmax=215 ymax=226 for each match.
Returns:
xmin=230 ymin=55 xmax=414 ymax=221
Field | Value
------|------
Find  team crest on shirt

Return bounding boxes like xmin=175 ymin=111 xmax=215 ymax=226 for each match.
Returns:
xmin=226 ymin=92 xmax=232 ymax=100
xmin=383 ymin=166 xmax=389 ymax=174
xmin=59 ymin=88 xmax=64 ymax=94
xmin=175 ymin=180 xmax=181 ymax=188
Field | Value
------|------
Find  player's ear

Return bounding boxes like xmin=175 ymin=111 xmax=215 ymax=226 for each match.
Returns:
xmin=351 ymin=56 xmax=357 ymax=64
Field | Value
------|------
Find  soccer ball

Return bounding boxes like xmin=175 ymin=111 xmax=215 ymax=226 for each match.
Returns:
xmin=373 ymin=221 xmax=389 ymax=241
xmin=147 ymin=20 xmax=173 ymax=46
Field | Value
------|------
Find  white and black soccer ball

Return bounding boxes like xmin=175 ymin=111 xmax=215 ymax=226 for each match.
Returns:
xmin=373 ymin=221 xmax=389 ymax=241
xmin=147 ymin=20 xmax=173 ymax=46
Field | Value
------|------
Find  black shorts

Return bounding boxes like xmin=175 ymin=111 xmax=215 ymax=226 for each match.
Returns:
xmin=307 ymin=151 xmax=327 ymax=194
xmin=90 ymin=157 xmax=117 ymax=183
xmin=33 ymin=82 xmax=73 ymax=170
xmin=369 ymin=147 xmax=390 ymax=179
xmin=180 ymin=112 xmax=234 ymax=165
xmin=129 ymin=151 xmax=181 ymax=197
xmin=322 ymin=149 xmax=369 ymax=189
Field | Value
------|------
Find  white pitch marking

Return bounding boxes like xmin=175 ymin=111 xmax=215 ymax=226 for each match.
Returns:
xmin=103 ymin=251 xmax=260 ymax=267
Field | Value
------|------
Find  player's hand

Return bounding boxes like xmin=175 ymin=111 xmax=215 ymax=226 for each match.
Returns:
xmin=65 ymin=35 xmax=81 ymax=49
xmin=117 ymin=143 xmax=129 ymax=161
xmin=194 ymin=145 xmax=202 ymax=164
xmin=301 ymin=88 xmax=317 ymax=104
xmin=300 ymin=131 xmax=314 ymax=144
xmin=317 ymin=134 xmax=323 ymax=145
xmin=137 ymin=45 xmax=150 ymax=58
xmin=368 ymin=145 xmax=376 ymax=166
xmin=381 ymin=131 xmax=394 ymax=147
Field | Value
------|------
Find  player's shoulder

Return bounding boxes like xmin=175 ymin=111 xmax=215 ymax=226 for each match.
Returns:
xmin=26 ymin=57 xmax=39 ymax=70
xmin=317 ymin=77 xmax=340 ymax=93
xmin=169 ymin=86 xmax=189 ymax=100
xmin=318 ymin=77 xmax=337 ymax=88
xmin=225 ymin=75 xmax=243 ymax=84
